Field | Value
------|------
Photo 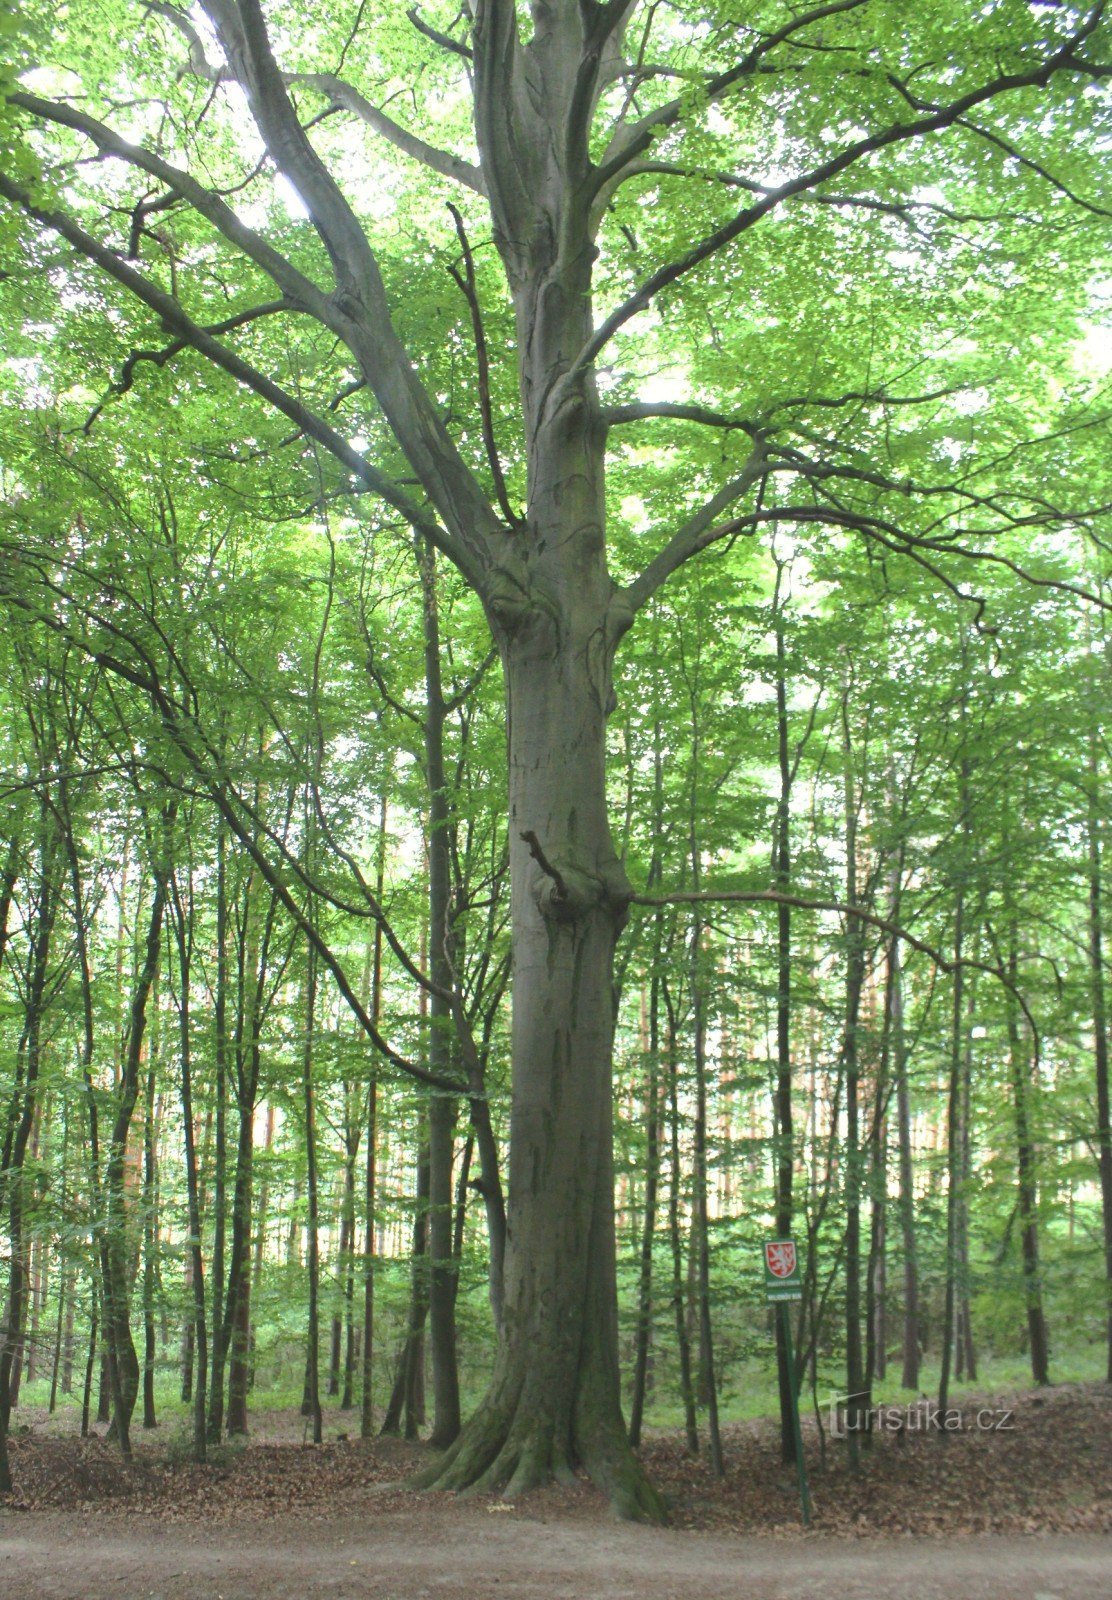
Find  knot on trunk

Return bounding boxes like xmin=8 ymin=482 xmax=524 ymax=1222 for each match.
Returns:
xmin=520 ymin=831 xmax=632 ymax=925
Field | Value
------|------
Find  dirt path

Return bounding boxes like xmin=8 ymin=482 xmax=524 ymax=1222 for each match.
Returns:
xmin=1 ymin=1503 xmax=1108 ymax=1600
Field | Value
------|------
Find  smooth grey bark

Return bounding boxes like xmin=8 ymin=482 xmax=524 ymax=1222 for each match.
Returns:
xmin=1003 ymin=932 xmax=1050 ymax=1385
xmin=0 ymin=816 xmax=59 ymax=1493
xmin=142 ymin=1056 xmax=159 ymax=1430
xmin=840 ymin=683 xmax=867 ymax=1458
xmin=381 ymin=1134 xmax=431 ymax=1439
xmin=420 ymin=541 xmax=462 ymax=1450
xmin=300 ymin=945 xmax=323 ymax=1445
xmin=662 ymin=977 xmax=699 ymax=1456
xmin=339 ymin=1093 xmax=359 ymax=1412
xmin=170 ymin=865 xmax=208 ymax=1462
xmin=207 ymin=829 xmax=229 ymax=1442
xmin=1086 ymin=727 xmax=1112 ymax=1382
xmin=103 ymin=847 xmax=172 ymax=1459
xmin=360 ymin=812 xmax=386 ymax=1441
xmin=891 ymin=928 xmax=920 ymax=1391
xmin=628 ymin=968 xmax=663 ymax=1445
xmin=938 ymin=866 xmax=967 ymax=1420
xmin=771 ymin=560 xmax=797 ymax=1465
xmin=954 ymin=976 xmax=978 ymax=1385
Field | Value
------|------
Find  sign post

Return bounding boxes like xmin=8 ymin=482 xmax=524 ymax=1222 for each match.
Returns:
xmin=763 ymin=1239 xmax=811 ymax=1528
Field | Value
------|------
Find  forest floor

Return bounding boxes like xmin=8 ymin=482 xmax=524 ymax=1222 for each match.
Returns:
xmin=1 ymin=1381 xmax=1109 ymax=1598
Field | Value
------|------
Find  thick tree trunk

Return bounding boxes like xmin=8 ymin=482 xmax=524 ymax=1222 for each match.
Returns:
xmin=411 ymin=9 xmax=661 ymax=1515
xmin=419 ymin=607 xmax=663 ymax=1519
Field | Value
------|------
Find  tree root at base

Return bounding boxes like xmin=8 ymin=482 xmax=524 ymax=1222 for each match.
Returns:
xmin=407 ymin=1397 xmax=668 ymax=1524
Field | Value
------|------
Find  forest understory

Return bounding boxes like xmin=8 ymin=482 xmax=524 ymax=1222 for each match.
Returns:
xmin=3 ymin=1382 xmax=1108 ymax=1537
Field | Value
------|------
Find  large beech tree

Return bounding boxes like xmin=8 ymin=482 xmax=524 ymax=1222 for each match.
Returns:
xmin=1 ymin=0 xmax=1110 ymax=1515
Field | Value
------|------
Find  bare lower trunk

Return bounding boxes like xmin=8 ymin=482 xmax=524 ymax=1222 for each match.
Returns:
xmin=664 ymin=980 xmax=699 ymax=1455
xmin=104 ymin=855 xmax=170 ymax=1459
xmin=1087 ymin=733 xmax=1112 ymax=1382
xmin=1002 ymin=932 xmax=1050 ymax=1384
xmin=419 ymin=614 xmax=663 ymax=1520
xmin=892 ymin=934 xmax=919 ymax=1391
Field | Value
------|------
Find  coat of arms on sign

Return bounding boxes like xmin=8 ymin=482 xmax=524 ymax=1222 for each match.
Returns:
xmin=765 ymin=1240 xmax=797 ymax=1279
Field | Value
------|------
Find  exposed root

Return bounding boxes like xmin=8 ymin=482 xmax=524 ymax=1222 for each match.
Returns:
xmin=407 ymin=1393 xmax=513 ymax=1493
xmin=408 ymin=1382 xmax=667 ymax=1523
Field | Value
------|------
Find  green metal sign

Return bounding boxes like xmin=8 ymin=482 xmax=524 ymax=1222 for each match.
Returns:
xmin=763 ymin=1237 xmax=802 ymax=1302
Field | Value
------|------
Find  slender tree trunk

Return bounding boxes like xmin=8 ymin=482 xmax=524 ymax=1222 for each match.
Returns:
xmin=938 ymin=887 xmax=966 ymax=1421
xmin=381 ymin=1135 xmax=431 ymax=1439
xmin=360 ymin=1069 xmax=379 ymax=1439
xmin=840 ymin=686 xmax=867 ymax=1455
xmin=301 ymin=946 xmax=322 ymax=1444
xmin=690 ymin=915 xmax=723 ymax=1475
xmin=26 ymin=1230 xmax=43 ymax=1388
xmin=420 ymin=540 xmax=462 ymax=1450
xmin=360 ymin=816 xmax=386 ymax=1441
xmin=249 ymin=1100 xmax=276 ymax=1390
xmin=339 ymin=1090 xmax=359 ymax=1411
xmin=328 ymin=1236 xmax=344 ymax=1399
xmin=955 ymin=980 xmax=978 ymax=1384
xmin=103 ymin=849 xmax=171 ymax=1459
xmin=1004 ymin=931 xmax=1050 ymax=1384
xmin=628 ymin=968 xmax=662 ymax=1446
xmin=663 ymin=981 xmax=698 ymax=1455
xmin=62 ymin=1273 xmax=75 ymax=1396
xmin=224 ymin=1087 xmax=256 ymax=1436
xmin=771 ymin=567 xmax=797 ymax=1463
xmin=426 ymin=1092 xmax=459 ymax=1447
xmin=629 ymin=713 xmax=668 ymax=1447
xmin=49 ymin=1109 xmax=71 ymax=1414
xmin=80 ymin=1305 xmax=97 ymax=1439
xmin=49 ymin=1268 xmax=67 ymax=1414
xmin=142 ymin=1057 xmax=158 ymax=1430
xmin=1086 ymin=728 xmax=1112 ymax=1382
xmin=172 ymin=866 xmax=208 ymax=1462
xmin=0 ymin=823 xmax=58 ymax=1492
xmin=97 ymin=1344 xmax=111 ymax=1425
xmin=891 ymin=929 xmax=919 ymax=1390
xmin=207 ymin=830 xmax=228 ymax=1442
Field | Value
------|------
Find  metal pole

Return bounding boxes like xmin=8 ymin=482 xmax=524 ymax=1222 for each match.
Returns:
xmin=780 ymin=1301 xmax=812 ymax=1527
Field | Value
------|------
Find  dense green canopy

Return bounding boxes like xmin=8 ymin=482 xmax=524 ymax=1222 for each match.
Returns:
xmin=0 ymin=0 xmax=1109 ymax=1519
